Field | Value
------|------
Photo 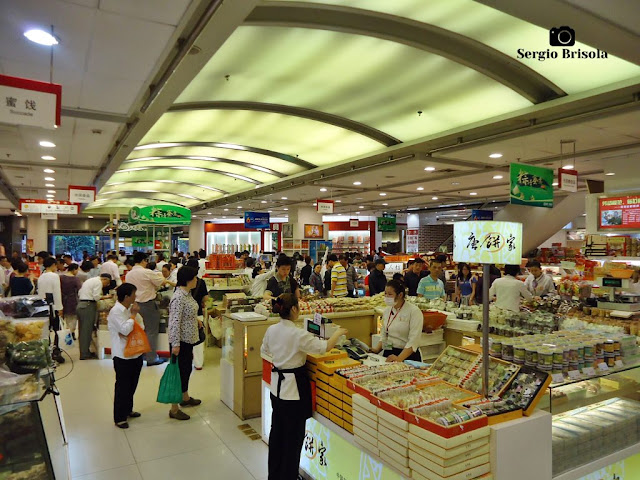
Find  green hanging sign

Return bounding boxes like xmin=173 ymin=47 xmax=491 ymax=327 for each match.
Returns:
xmin=377 ymin=215 xmax=397 ymax=232
xmin=129 ymin=205 xmax=191 ymax=225
xmin=510 ymin=163 xmax=554 ymax=208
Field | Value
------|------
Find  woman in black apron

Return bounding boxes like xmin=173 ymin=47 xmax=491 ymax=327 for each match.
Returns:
xmin=261 ymin=294 xmax=347 ymax=480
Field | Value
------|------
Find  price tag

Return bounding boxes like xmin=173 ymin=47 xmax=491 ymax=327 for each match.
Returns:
xmin=568 ymin=370 xmax=581 ymax=380
xmin=552 ymin=373 xmax=565 ymax=384
xmin=615 ymin=360 xmax=624 ymax=368
xmin=598 ymin=363 xmax=609 ymax=372
xmin=582 ymin=367 xmax=597 ymax=376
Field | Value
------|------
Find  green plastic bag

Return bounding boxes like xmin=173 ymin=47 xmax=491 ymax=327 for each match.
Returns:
xmin=157 ymin=356 xmax=182 ymax=404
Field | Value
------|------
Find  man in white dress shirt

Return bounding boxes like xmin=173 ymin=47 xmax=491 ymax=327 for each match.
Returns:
xmin=101 ymin=254 xmax=122 ymax=287
xmin=37 ymin=257 xmax=65 ymax=363
xmin=76 ymin=274 xmax=112 ymax=359
xmin=489 ymin=264 xmax=533 ymax=312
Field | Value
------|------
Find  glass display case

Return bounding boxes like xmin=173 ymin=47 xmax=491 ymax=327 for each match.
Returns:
xmin=207 ymin=231 xmax=261 ymax=255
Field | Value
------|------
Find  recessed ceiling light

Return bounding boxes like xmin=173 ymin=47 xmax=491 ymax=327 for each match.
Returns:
xmin=47 ymin=190 xmax=55 ymax=193
xmin=237 ymin=206 xmax=242 ymax=209
xmin=46 ymin=194 xmax=54 ymax=198
xmin=222 ymin=216 xmax=226 ymax=219
xmin=379 ymin=193 xmax=387 ymax=196
xmin=338 ymin=213 xmax=343 ymax=216
xmin=469 ymin=192 xmax=478 ymax=196
xmin=207 ymin=212 xmax=212 ymax=215
xmin=359 ymin=206 xmax=364 ymax=209
xmin=43 ymin=168 xmax=55 ymax=173
xmin=452 ymin=182 xmax=460 ymax=185
xmin=563 ymin=165 xmax=574 ymax=170
xmin=319 ymin=188 xmax=327 ymax=192
xmin=44 ymin=177 xmax=55 ymax=181
xmin=582 ymin=213 xmax=587 ymax=216
xmin=489 ymin=153 xmax=503 ymax=158
xmin=493 ymin=175 xmax=503 ymax=180
xmin=39 ymin=141 xmax=55 ymax=148
xmin=268 ymin=210 xmax=273 ymax=213
xmin=283 ymin=208 xmax=288 ymax=211
xmin=45 ymin=183 xmax=55 ymax=187
xmin=382 ymin=203 xmax=388 ymax=206
xmin=281 ymin=197 xmax=287 ymax=200
xmin=416 ymin=187 xmax=424 ymax=191
xmin=552 ymin=182 xmax=559 ymax=186
xmin=312 ymin=203 xmax=317 ymax=206
xmin=353 ymin=181 xmax=362 ymax=186
xmin=24 ymin=29 xmax=59 ymax=46
xmin=261 ymin=200 xmax=267 ymax=204
xmin=424 ymin=166 xmax=436 ymax=171
xmin=432 ymin=196 xmax=439 ymax=200
xmin=335 ymin=200 xmax=341 ymax=203
xmin=605 ymin=172 xmax=615 ymax=176
xmin=88 ymin=215 xmax=93 ymax=219
xmin=41 ymin=155 xmax=56 ymax=161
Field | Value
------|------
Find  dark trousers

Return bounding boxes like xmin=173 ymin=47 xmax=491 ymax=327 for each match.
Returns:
xmin=76 ymin=300 xmax=97 ymax=357
xmin=138 ymin=300 xmax=160 ymax=363
xmin=172 ymin=342 xmax=194 ymax=393
xmin=269 ymin=394 xmax=306 ymax=480
xmin=113 ymin=356 xmax=143 ymax=423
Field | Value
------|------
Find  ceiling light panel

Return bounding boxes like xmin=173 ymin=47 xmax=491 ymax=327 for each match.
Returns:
xmin=280 ymin=1 xmax=640 ymax=94
xmin=176 ymin=27 xmax=531 ymax=142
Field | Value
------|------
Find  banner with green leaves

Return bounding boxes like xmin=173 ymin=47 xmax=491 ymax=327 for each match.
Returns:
xmin=129 ymin=205 xmax=191 ymax=225
xmin=510 ymin=163 xmax=554 ymax=208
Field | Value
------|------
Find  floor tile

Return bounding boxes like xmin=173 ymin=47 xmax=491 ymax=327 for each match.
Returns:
xmin=74 ymin=464 xmax=142 ymax=480
xmin=69 ymin=430 xmax=135 ymax=477
xmin=225 ymin=438 xmax=269 ymax=479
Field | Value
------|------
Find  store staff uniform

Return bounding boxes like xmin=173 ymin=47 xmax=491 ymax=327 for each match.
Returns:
xmin=489 ymin=274 xmax=533 ymax=312
xmin=524 ymin=272 xmax=556 ymax=297
xmin=262 ymin=312 xmax=327 ymax=479
xmin=380 ymin=300 xmax=423 ymax=361
xmin=77 ymin=274 xmax=111 ymax=359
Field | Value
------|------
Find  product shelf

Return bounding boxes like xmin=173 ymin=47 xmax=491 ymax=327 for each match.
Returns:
xmin=552 ymin=441 xmax=640 ymax=480
xmin=204 ymin=269 xmax=244 ymax=275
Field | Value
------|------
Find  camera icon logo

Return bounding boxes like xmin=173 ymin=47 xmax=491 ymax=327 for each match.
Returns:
xmin=549 ymin=26 xmax=575 ymax=46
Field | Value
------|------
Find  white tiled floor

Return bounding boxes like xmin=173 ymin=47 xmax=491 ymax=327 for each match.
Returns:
xmin=54 ymin=343 xmax=268 ymax=480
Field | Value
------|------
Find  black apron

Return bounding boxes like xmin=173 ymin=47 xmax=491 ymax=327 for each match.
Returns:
xmin=272 ymin=365 xmax=313 ymax=419
xmin=383 ymin=347 xmax=422 ymax=362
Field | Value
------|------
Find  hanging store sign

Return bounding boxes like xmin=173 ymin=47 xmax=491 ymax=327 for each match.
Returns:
xmin=453 ymin=221 xmax=523 ymax=264
xmin=316 ymin=199 xmax=334 ymax=214
xmin=406 ymin=229 xmax=419 ymax=253
xmin=20 ymin=199 xmax=79 ymax=215
xmin=129 ymin=205 xmax=191 ymax=225
xmin=377 ymin=215 xmax=396 ymax=232
xmin=510 ymin=163 xmax=554 ymax=208
xmin=41 ymin=212 xmax=57 ymax=220
xmin=558 ymin=168 xmax=578 ymax=193
xmin=349 ymin=219 xmax=359 ymax=228
xmin=470 ymin=209 xmax=494 ymax=220
xmin=599 ymin=194 xmax=640 ymax=230
xmin=244 ymin=211 xmax=270 ymax=229
xmin=0 ymin=74 xmax=61 ymax=128
xmin=304 ymin=224 xmax=324 ymax=238
xmin=68 ymin=185 xmax=96 ymax=203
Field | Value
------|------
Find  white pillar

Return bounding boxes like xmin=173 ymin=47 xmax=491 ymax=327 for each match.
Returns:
xmin=27 ymin=215 xmax=48 ymax=253
xmin=189 ymin=218 xmax=205 ymax=252
xmin=288 ymin=207 xmax=327 ymax=240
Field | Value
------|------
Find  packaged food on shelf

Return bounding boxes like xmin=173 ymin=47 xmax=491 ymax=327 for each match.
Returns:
xmin=0 ymin=296 xmax=50 ymax=319
xmin=6 ymin=340 xmax=52 ymax=374
xmin=0 ymin=369 xmax=40 ymax=405
xmin=11 ymin=318 xmax=49 ymax=343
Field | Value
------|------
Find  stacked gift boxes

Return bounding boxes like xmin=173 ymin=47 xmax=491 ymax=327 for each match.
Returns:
xmin=353 ymin=393 xmax=380 ymax=456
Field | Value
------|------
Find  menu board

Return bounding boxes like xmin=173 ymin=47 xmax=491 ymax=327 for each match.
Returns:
xmin=599 ymin=195 xmax=640 ymax=229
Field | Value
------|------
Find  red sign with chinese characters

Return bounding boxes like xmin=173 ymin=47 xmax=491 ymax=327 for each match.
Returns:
xmin=599 ymin=195 xmax=640 ymax=230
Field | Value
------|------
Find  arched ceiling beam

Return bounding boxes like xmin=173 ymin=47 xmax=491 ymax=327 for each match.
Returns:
xmin=123 ymin=154 xmax=285 ymax=178
xmin=116 ymin=165 xmax=261 ymax=184
xmin=105 ymin=179 xmax=229 ymax=195
xmin=133 ymin=141 xmax=314 ymax=169
xmin=169 ymin=101 xmax=401 ymax=147
xmin=92 ymin=194 xmax=188 ymax=208
xmin=245 ymin=2 xmax=566 ymax=104
xmin=101 ymin=189 xmax=207 ymax=203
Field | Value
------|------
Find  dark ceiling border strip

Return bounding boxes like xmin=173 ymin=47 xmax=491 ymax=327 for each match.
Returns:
xmin=245 ymin=3 xmax=566 ymax=104
xmin=169 ymin=101 xmax=401 ymax=147
xmin=134 ymin=141 xmax=315 ymax=169
xmin=124 ymin=154 xmax=286 ymax=178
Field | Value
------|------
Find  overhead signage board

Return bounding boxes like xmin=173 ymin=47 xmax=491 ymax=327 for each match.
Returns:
xmin=244 ymin=211 xmax=270 ymax=230
xmin=316 ymin=199 xmax=334 ymax=214
xmin=558 ymin=168 xmax=578 ymax=193
xmin=510 ymin=163 xmax=554 ymax=208
xmin=41 ymin=212 xmax=58 ymax=220
xmin=406 ymin=229 xmax=419 ymax=253
xmin=470 ymin=210 xmax=494 ymax=221
xmin=0 ymin=74 xmax=61 ymax=129
xmin=377 ymin=216 xmax=396 ymax=232
xmin=599 ymin=194 xmax=640 ymax=230
xmin=453 ymin=221 xmax=523 ymax=264
xmin=20 ymin=199 xmax=79 ymax=215
xmin=129 ymin=205 xmax=191 ymax=225
xmin=349 ymin=219 xmax=359 ymax=228
xmin=68 ymin=185 xmax=96 ymax=203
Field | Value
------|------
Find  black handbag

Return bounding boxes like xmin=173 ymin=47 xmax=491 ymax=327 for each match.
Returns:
xmin=193 ymin=325 xmax=206 ymax=346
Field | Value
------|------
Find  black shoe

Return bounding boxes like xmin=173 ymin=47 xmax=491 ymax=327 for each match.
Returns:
xmin=115 ymin=421 xmax=129 ymax=429
xmin=80 ymin=353 xmax=98 ymax=360
xmin=52 ymin=350 xmax=65 ymax=364
xmin=71 ymin=333 xmax=76 ymax=340
xmin=128 ymin=412 xmax=141 ymax=418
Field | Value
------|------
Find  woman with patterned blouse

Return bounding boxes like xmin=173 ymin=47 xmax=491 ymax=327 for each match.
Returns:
xmin=167 ymin=266 xmax=202 ymax=421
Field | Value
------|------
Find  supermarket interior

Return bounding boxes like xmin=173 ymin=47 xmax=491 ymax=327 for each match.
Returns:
xmin=1 ymin=1 xmax=640 ymax=480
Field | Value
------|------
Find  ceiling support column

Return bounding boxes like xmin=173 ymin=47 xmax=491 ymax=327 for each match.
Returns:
xmin=27 ymin=215 xmax=48 ymax=254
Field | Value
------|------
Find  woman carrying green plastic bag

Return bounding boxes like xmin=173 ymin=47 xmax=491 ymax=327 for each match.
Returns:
xmin=156 ymin=355 xmax=183 ymax=404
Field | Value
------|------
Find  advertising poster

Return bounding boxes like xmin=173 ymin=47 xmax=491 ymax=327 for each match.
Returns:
xmin=244 ymin=211 xmax=270 ymax=229
xmin=470 ymin=210 xmax=494 ymax=221
xmin=304 ymin=224 xmax=324 ymax=238
xmin=453 ymin=221 xmax=523 ymax=265
xmin=406 ymin=229 xmax=419 ymax=253
xmin=599 ymin=195 xmax=640 ymax=229
xmin=510 ymin=163 xmax=554 ymax=208
xmin=577 ymin=451 xmax=640 ymax=480
xmin=377 ymin=216 xmax=396 ymax=232
xmin=129 ymin=205 xmax=191 ymax=225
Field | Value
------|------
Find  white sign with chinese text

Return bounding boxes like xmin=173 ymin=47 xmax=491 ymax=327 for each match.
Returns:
xmin=68 ymin=185 xmax=96 ymax=203
xmin=316 ymin=199 xmax=334 ymax=214
xmin=453 ymin=221 xmax=522 ymax=264
xmin=0 ymin=75 xmax=61 ymax=129
xmin=407 ymin=229 xmax=419 ymax=253
xmin=41 ymin=212 xmax=58 ymax=220
xmin=20 ymin=199 xmax=79 ymax=215
xmin=558 ymin=168 xmax=578 ymax=193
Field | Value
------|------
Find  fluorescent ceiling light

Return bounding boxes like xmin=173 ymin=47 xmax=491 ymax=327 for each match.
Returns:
xmin=359 ymin=206 xmax=364 ymax=209
xmin=46 ymin=194 xmax=54 ymax=198
xmin=45 ymin=183 xmax=55 ymax=187
xmin=424 ymin=166 xmax=436 ymax=172
xmin=563 ymin=165 xmax=574 ymax=169
xmin=237 ymin=206 xmax=242 ymax=209
xmin=224 ymin=208 xmax=228 ymax=211
xmin=382 ymin=203 xmax=388 ymax=206
xmin=261 ymin=200 xmax=267 ymax=204
xmin=469 ymin=192 xmax=478 ymax=196
xmin=268 ymin=210 xmax=273 ymax=213
xmin=335 ymin=200 xmax=341 ymax=203
xmin=24 ymin=29 xmax=59 ymax=46
xmin=353 ymin=181 xmax=362 ymax=185
xmin=313 ymin=203 xmax=317 ymax=206
xmin=207 ymin=212 xmax=212 ymax=215
xmin=319 ymin=188 xmax=327 ymax=192
xmin=379 ymin=193 xmax=387 ymax=196
xmin=493 ymin=175 xmax=503 ymax=180
xmin=489 ymin=153 xmax=503 ymax=158
xmin=605 ymin=172 xmax=615 ymax=176
xmin=283 ymin=208 xmax=288 ymax=211
xmin=39 ymin=141 xmax=56 ymax=148
xmin=417 ymin=187 xmax=424 ymax=191
xmin=281 ymin=197 xmax=287 ymax=200
xmin=41 ymin=156 xmax=56 ymax=161
xmin=88 ymin=216 xmax=93 ymax=219
xmin=47 ymin=190 xmax=55 ymax=193
xmin=432 ymin=196 xmax=439 ymax=200
xmin=43 ymin=168 xmax=55 ymax=173
xmin=552 ymin=182 xmax=559 ymax=186
xmin=44 ymin=177 xmax=55 ymax=181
